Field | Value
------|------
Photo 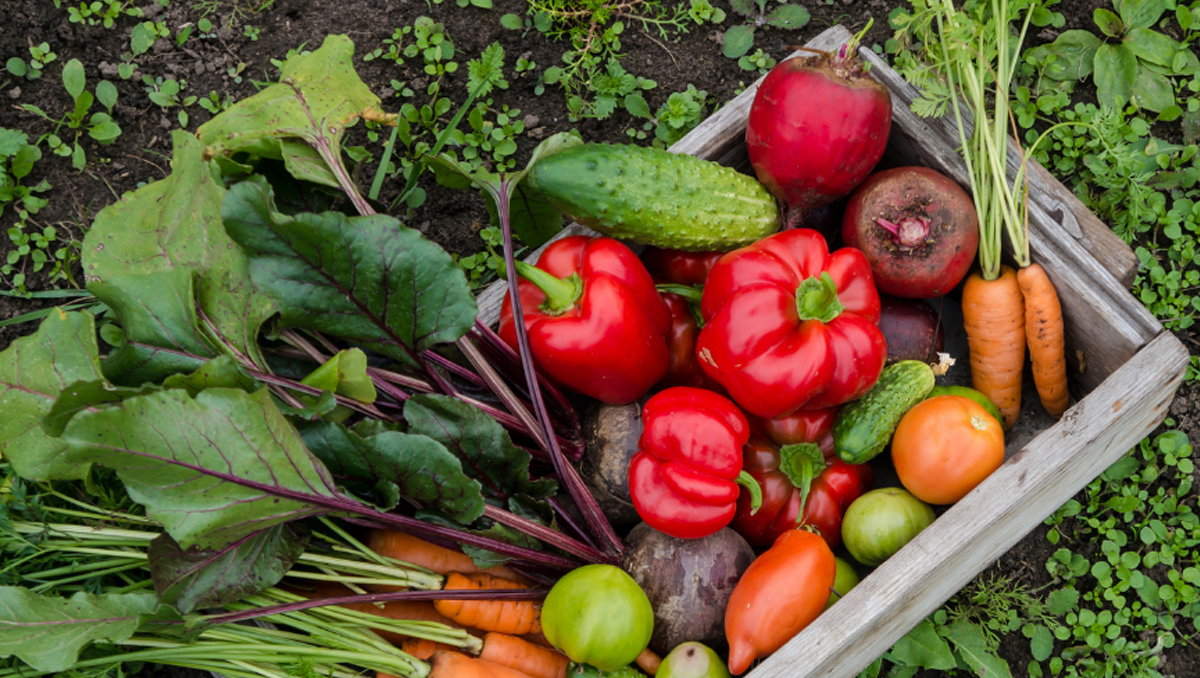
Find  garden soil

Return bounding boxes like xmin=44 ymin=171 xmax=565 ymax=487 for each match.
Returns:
xmin=2 ymin=0 xmax=1199 ymax=676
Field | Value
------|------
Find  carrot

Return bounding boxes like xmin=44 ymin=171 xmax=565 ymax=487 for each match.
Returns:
xmin=434 ymin=572 xmax=542 ymax=635
xmin=427 ymin=650 xmax=538 ymax=678
xmin=479 ymin=632 xmax=569 ymax=678
xmin=369 ymin=530 xmax=528 ymax=587
xmin=398 ymin=636 xmax=464 ymax=660
xmin=1017 ymin=263 xmax=1069 ymax=419
xmin=961 ymin=266 xmax=1026 ymax=430
xmin=635 ymin=647 xmax=662 ymax=675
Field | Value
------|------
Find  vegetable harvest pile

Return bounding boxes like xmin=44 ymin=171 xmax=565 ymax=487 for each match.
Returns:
xmin=0 ymin=11 xmax=1072 ymax=678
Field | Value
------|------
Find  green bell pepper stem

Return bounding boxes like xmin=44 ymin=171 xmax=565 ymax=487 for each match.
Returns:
xmin=795 ymin=272 xmax=845 ymax=323
xmin=514 ymin=260 xmax=583 ymax=316
xmin=737 ymin=470 xmax=764 ymax=515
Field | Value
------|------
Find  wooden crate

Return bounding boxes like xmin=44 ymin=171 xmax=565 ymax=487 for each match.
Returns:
xmin=478 ymin=25 xmax=1190 ymax=678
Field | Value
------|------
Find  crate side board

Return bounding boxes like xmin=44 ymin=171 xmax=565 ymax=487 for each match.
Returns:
xmin=746 ymin=330 xmax=1189 ymax=678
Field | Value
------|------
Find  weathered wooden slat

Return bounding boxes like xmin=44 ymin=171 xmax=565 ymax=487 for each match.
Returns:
xmin=748 ymin=329 xmax=1189 ymax=678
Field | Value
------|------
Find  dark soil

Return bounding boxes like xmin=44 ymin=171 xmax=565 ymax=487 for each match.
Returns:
xmin=2 ymin=0 xmax=1198 ymax=676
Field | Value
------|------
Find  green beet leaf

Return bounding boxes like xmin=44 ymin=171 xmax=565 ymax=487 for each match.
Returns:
xmin=83 ymin=131 xmax=274 ymax=383
xmin=299 ymin=348 xmax=377 ymax=403
xmin=403 ymin=394 xmax=557 ymax=505
xmin=148 ymin=523 xmax=310 ymax=614
xmin=221 ymin=176 xmax=477 ymax=370
xmin=298 ymin=419 xmax=486 ymax=523
xmin=0 ymin=588 xmax=161 ymax=672
xmin=196 ymin=34 xmax=386 ymax=188
xmin=59 ymin=387 xmax=346 ymax=550
xmin=0 ymin=310 xmax=103 ymax=482
xmin=90 ymin=269 xmax=215 ymax=384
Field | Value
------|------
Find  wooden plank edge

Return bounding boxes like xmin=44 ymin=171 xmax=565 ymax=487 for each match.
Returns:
xmin=746 ymin=330 xmax=1190 ymax=678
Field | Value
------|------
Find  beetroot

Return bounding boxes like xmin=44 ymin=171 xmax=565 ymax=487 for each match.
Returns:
xmin=842 ymin=166 xmax=979 ymax=299
xmin=745 ymin=45 xmax=892 ymax=228
xmin=878 ymin=295 xmax=945 ymax=365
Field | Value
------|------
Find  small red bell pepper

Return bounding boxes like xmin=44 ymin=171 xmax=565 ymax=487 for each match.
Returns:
xmin=731 ymin=437 xmax=874 ymax=549
xmin=641 ymin=247 xmax=726 ymax=392
xmin=628 ymin=387 xmax=762 ymax=539
xmin=498 ymin=235 xmax=671 ymax=405
xmin=696 ymin=228 xmax=887 ymax=419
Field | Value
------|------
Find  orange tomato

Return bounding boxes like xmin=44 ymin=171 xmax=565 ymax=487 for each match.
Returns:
xmin=891 ymin=395 xmax=1004 ymax=505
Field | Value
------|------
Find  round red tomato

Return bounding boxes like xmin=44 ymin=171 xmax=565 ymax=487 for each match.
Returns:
xmin=891 ymin=395 xmax=1005 ymax=505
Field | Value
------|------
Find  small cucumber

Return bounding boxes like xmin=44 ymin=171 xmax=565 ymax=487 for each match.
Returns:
xmin=527 ymin=143 xmax=781 ymax=251
xmin=926 ymin=385 xmax=1003 ymax=425
xmin=834 ymin=360 xmax=936 ymax=465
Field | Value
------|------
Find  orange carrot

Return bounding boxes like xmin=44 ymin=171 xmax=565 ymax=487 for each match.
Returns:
xmin=635 ymin=647 xmax=662 ymax=675
xmin=479 ymin=632 xmax=569 ymax=678
xmin=961 ymin=266 xmax=1026 ymax=430
xmin=434 ymin=572 xmax=542 ymax=635
xmin=1017 ymin=263 xmax=1069 ymax=419
xmin=369 ymin=530 xmax=528 ymax=587
xmin=427 ymin=650 xmax=539 ymax=678
xmin=398 ymin=636 xmax=464 ymax=660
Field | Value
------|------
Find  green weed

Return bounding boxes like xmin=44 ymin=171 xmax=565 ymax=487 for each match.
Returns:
xmin=21 ymin=60 xmax=122 ymax=171
xmin=5 ymin=43 xmax=57 ymax=81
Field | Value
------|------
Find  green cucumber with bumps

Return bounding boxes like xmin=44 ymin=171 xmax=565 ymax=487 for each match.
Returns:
xmin=834 ymin=360 xmax=936 ymax=465
xmin=527 ymin=143 xmax=781 ymax=251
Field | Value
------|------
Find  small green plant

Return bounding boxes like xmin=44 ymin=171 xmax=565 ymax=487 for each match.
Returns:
xmin=198 ymin=90 xmax=232 ymax=114
xmin=411 ymin=17 xmax=458 ymax=94
xmin=244 ymin=24 xmax=261 ymax=40
xmin=453 ymin=226 xmax=507 ymax=291
xmin=625 ymin=84 xmax=710 ymax=147
xmin=722 ymin=0 xmax=810 ymax=61
xmin=130 ymin=20 xmax=170 ymax=55
xmin=0 ymin=129 xmax=51 ymax=224
xmin=21 ymin=60 xmax=122 ymax=171
xmin=1025 ymin=0 xmax=1197 ymax=113
xmin=738 ymin=47 xmax=777 ymax=73
xmin=526 ymin=0 xmax=714 ymax=119
xmin=688 ymin=0 xmax=726 ymax=24
xmin=66 ymin=0 xmax=142 ymax=27
xmin=5 ymin=43 xmax=57 ymax=81
xmin=363 ymin=26 xmax=413 ymax=63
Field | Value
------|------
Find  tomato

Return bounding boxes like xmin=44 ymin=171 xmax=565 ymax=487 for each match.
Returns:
xmin=657 ymin=642 xmax=731 ymax=678
xmin=826 ymin=556 xmax=860 ymax=609
xmin=891 ymin=394 xmax=1005 ymax=505
xmin=541 ymin=564 xmax=654 ymax=671
xmin=725 ymin=529 xmax=835 ymax=674
xmin=841 ymin=487 xmax=934 ymax=567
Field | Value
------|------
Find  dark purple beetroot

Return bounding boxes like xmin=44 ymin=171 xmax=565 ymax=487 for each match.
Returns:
xmin=842 ymin=166 xmax=979 ymax=298
xmin=879 ymin=295 xmax=945 ymax=365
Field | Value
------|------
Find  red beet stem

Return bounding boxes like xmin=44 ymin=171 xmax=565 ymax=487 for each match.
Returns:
xmin=875 ymin=216 xmax=931 ymax=249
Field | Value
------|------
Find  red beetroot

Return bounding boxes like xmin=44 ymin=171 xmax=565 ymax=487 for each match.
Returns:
xmin=745 ymin=46 xmax=892 ymax=227
xmin=878 ymin=295 xmax=945 ymax=365
xmin=842 ymin=166 xmax=979 ymax=299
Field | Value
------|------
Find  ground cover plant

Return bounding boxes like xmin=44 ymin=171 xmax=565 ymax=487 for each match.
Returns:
xmin=2 ymin=0 xmax=1200 ymax=676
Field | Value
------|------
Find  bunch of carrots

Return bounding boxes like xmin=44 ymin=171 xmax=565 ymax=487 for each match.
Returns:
xmin=925 ymin=0 xmax=1068 ymax=429
xmin=307 ymin=530 xmax=658 ymax=678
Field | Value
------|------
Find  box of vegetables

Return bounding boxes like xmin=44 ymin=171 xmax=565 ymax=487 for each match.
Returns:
xmin=471 ymin=21 xmax=1191 ymax=678
xmin=0 ymin=12 xmax=1188 ymax=678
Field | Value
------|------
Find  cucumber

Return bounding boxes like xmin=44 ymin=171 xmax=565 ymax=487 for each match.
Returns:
xmin=834 ymin=360 xmax=936 ymax=465
xmin=926 ymin=385 xmax=1003 ymax=425
xmin=527 ymin=143 xmax=781 ymax=251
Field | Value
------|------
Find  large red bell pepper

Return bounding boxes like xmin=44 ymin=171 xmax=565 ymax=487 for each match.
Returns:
xmin=696 ymin=228 xmax=887 ymax=418
xmin=498 ymin=235 xmax=671 ymax=405
xmin=628 ymin=387 xmax=762 ymax=539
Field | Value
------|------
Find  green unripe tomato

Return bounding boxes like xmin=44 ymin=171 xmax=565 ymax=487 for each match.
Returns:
xmin=841 ymin=487 xmax=935 ymax=567
xmin=825 ymin=556 xmax=860 ymax=609
xmin=541 ymin=564 xmax=654 ymax=671
xmin=656 ymin=642 xmax=731 ymax=678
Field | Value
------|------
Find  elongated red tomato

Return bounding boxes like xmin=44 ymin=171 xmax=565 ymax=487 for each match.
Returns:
xmin=725 ymin=529 xmax=835 ymax=674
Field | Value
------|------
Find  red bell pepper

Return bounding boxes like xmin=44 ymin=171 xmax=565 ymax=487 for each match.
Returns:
xmin=628 ymin=387 xmax=762 ymax=539
xmin=696 ymin=228 xmax=887 ymax=418
xmin=731 ymin=437 xmax=874 ymax=550
xmin=641 ymin=247 xmax=726 ymax=392
xmin=498 ymin=235 xmax=671 ymax=405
